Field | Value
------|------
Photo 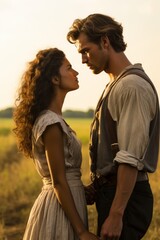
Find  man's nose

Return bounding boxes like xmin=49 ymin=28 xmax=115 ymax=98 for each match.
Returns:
xmin=82 ymin=54 xmax=88 ymax=64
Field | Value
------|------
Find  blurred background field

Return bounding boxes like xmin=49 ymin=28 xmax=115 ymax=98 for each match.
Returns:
xmin=0 ymin=118 xmax=159 ymax=240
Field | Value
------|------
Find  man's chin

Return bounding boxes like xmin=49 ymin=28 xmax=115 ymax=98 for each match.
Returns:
xmin=92 ymin=69 xmax=102 ymax=74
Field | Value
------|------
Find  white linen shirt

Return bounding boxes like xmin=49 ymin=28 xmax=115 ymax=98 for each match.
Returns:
xmin=108 ymin=64 xmax=157 ymax=170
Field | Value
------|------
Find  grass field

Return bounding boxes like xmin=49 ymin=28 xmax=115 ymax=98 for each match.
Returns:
xmin=0 ymin=118 xmax=160 ymax=240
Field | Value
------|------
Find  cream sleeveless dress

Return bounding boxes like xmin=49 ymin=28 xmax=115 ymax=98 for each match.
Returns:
xmin=23 ymin=110 xmax=88 ymax=240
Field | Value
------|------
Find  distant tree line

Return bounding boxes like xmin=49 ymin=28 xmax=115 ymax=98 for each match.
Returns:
xmin=63 ymin=109 xmax=94 ymax=118
xmin=0 ymin=107 xmax=13 ymax=118
xmin=0 ymin=107 xmax=94 ymax=119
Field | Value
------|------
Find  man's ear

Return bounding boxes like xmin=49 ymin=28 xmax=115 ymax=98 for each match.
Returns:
xmin=52 ymin=76 xmax=60 ymax=85
xmin=101 ymin=35 xmax=110 ymax=49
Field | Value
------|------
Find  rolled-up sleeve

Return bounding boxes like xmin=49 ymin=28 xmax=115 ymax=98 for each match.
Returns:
xmin=108 ymin=75 xmax=156 ymax=169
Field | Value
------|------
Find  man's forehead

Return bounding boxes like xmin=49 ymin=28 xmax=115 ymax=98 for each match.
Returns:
xmin=75 ymin=41 xmax=83 ymax=53
xmin=75 ymin=33 xmax=89 ymax=52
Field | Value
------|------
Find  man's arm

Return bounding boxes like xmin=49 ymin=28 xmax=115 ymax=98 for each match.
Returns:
xmin=100 ymin=163 xmax=138 ymax=239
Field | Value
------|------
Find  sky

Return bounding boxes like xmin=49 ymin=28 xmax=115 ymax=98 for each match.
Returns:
xmin=0 ymin=0 xmax=160 ymax=111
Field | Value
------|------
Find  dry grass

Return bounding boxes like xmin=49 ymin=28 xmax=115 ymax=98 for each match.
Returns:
xmin=0 ymin=118 xmax=159 ymax=240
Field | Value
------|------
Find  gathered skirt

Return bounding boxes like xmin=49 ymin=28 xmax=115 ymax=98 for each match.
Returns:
xmin=23 ymin=169 xmax=88 ymax=240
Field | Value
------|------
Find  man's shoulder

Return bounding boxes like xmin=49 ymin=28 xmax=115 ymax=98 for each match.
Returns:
xmin=114 ymin=63 xmax=153 ymax=89
xmin=114 ymin=73 xmax=152 ymax=92
xmin=108 ymin=73 xmax=156 ymax=104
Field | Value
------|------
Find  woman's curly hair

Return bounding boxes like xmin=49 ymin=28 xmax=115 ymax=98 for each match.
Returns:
xmin=13 ymin=48 xmax=65 ymax=158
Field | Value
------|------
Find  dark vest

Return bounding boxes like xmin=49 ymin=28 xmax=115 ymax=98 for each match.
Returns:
xmin=89 ymin=67 xmax=159 ymax=179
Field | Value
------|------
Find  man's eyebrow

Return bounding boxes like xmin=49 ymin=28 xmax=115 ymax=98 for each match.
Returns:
xmin=78 ymin=47 xmax=88 ymax=54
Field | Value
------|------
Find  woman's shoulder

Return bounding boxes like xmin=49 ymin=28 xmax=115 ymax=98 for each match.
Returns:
xmin=33 ymin=110 xmax=69 ymax=142
xmin=35 ymin=110 xmax=61 ymax=126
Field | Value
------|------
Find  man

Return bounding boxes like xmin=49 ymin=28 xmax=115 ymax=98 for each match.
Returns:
xmin=67 ymin=13 xmax=160 ymax=240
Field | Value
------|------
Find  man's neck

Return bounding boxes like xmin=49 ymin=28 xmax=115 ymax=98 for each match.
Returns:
xmin=106 ymin=52 xmax=132 ymax=81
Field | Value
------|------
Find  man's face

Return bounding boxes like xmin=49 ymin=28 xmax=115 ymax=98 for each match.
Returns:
xmin=76 ymin=32 xmax=109 ymax=74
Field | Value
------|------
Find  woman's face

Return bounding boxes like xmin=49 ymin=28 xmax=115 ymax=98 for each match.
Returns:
xmin=58 ymin=57 xmax=79 ymax=92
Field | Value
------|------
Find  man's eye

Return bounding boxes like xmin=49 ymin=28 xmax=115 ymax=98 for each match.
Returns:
xmin=82 ymin=50 xmax=88 ymax=54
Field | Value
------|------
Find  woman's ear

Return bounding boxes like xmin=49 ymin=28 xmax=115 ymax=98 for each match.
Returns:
xmin=52 ymin=76 xmax=60 ymax=85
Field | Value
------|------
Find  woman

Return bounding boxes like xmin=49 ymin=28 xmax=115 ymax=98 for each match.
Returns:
xmin=13 ymin=48 xmax=99 ymax=240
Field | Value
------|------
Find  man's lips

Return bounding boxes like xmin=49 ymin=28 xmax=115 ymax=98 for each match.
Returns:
xmin=87 ymin=64 xmax=93 ymax=69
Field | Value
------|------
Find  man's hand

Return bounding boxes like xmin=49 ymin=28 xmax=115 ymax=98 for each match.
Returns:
xmin=100 ymin=212 xmax=123 ymax=239
xmin=100 ymin=164 xmax=138 ymax=239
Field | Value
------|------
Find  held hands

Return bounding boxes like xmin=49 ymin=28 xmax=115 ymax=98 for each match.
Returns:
xmin=83 ymin=183 xmax=97 ymax=205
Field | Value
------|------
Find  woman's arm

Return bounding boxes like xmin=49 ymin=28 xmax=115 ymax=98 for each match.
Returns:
xmin=43 ymin=123 xmax=99 ymax=240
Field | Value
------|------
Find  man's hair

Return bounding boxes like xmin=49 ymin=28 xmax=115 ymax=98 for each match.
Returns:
xmin=67 ymin=13 xmax=127 ymax=52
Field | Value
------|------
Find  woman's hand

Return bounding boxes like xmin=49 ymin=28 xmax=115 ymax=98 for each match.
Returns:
xmin=84 ymin=183 xmax=97 ymax=205
xmin=79 ymin=230 xmax=100 ymax=239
